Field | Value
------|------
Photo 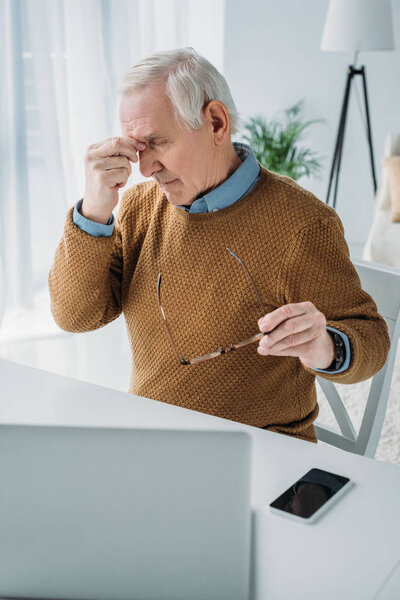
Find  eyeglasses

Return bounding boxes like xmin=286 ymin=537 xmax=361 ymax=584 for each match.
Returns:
xmin=156 ymin=247 xmax=270 ymax=366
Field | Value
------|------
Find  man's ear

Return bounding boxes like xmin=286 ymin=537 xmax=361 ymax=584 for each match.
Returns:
xmin=203 ymin=100 xmax=230 ymax=144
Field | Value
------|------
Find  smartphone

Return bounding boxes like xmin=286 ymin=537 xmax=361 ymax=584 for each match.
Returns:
xmin=268 ymin=468 xmax=353 ymax=524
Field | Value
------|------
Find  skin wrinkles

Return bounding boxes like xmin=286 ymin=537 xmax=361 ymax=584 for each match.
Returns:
xmin=118 ymin=83 xmax=242 ymax=206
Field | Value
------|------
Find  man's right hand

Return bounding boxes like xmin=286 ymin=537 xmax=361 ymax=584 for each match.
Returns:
xmin=82 ymin=136 xmax=147 ymax=224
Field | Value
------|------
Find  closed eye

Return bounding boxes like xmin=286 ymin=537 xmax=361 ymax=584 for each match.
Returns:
xmin=148 ymin=140 xmax=169 ymax=149
xmin=148 ymin=139 xmax=163 ymax=146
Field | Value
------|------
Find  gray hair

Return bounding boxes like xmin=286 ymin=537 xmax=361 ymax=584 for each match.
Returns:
xmin=117 ymin=47 xmax=241 ymax=136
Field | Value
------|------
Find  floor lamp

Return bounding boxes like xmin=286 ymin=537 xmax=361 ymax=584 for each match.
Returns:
xmin=321 ymin=0 xmax=394 ymax=210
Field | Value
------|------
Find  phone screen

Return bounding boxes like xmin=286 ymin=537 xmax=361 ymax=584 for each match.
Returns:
xmin=269 ymin=468 xmax=350 ymax=519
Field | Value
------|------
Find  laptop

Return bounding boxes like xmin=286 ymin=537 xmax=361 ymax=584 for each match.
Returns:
xmin=0 ymin=424 xmax=252 ymax=600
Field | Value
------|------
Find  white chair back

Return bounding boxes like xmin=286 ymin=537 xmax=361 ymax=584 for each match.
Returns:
xmin=0 ymin=246 xmax=5 ymax=331
xmin=315 ymin=259 xmax=400 ymax=457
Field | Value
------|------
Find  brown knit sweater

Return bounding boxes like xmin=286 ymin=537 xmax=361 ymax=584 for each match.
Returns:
xmin=48 ymin=165 xmax=390 ymax=442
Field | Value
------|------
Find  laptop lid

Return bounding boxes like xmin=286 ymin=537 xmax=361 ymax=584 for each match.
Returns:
xmin=0 ymin=424 xmax=252 ymax=600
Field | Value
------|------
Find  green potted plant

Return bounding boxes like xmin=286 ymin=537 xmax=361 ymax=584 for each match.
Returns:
xmin=241 ymin=100 xmax=324 ymax=181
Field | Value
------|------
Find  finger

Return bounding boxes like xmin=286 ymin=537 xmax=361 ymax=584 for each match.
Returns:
xmin=101 ymin=167 xmax=130 ymax=188
xmin=92 ymin=137 xmax=146 ymax=163
xmin=89 ymin=143 xmax=138 ymax=165
xmin=108 ymin=138 xmax=145 ymax=162
xmin=259 ymin=326 xmax=320 ymax=355
xmin=88 ymin=136 xmax=142 ymax=153
xmin=100 ymin=156 xmax=132 ymax=171
xmin=257 ymin=337 xmax=318 ymax=358
xmin=110 ymin=135 xmax=147 ymax=150
xmin=259 ymin=312 xmax=317 ymax=349
xmin=258 ymin=302 xmax=315 ymax=333
xmin=88 ymin=138 xmax=113 ymax=150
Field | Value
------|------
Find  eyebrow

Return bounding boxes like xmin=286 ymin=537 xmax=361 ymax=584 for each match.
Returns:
xmin=142 ymin=133 xmax=165 ymax=142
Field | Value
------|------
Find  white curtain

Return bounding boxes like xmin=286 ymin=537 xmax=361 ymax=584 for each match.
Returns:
xmin=0 ymin=0 xmax=225 ymax=342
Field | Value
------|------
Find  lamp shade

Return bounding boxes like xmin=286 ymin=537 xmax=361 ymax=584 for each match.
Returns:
xmin=321 ymin=0 xmax=394 ymax=52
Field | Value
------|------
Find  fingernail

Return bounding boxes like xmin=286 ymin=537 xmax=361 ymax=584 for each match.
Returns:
xmin=138 ymin=143 xmax=146 ymax=150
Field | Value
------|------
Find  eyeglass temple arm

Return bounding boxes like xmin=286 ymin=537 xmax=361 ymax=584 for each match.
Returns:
xmin=157 ymin=273 xmax=189 ymax=365
xmin=226 ymin=248 xmax=266 ymax=315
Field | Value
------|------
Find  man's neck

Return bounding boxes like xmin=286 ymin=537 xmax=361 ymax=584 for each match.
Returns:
xmin=194 ymin=144 xmax=242 ymax=200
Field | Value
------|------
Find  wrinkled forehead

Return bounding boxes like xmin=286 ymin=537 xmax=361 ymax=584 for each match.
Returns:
xmin=119 ymin=86 xmax=177 ymax=138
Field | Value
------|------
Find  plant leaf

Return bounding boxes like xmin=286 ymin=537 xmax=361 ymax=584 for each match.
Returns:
xmin=241 ymin=101 xmax=325 ymax=181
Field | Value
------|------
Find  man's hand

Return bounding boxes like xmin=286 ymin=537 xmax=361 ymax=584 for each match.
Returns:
xmin=82 ymin=136 xmax=147 ymax=224
xmin=257 ymin=301 xmax=335 ymax=369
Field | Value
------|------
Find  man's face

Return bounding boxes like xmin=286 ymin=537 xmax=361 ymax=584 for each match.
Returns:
xmin=119 ymin=84 xmax=218 ymax=206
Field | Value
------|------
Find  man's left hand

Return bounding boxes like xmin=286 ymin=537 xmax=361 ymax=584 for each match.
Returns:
xmin=257 ymin=301 xmax=335 ymax=369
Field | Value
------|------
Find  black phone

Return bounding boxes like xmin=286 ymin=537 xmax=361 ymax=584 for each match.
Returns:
xmin=269 ymin=468 xmax=352 ymax=523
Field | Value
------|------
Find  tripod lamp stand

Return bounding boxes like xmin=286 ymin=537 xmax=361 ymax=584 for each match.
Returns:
xmin=321 ymin=0 xmax=394 ymax=210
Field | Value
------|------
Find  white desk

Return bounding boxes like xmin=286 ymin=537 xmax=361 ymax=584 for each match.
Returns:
xmin=1 ymin=358 xmax=400 ymax=600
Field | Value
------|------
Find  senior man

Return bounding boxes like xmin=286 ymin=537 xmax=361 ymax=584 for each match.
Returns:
xmin=49 ymin=47 xmax=390 ymax=443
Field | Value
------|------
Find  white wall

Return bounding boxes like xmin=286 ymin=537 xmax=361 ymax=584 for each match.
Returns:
xmin=224 ymin=0 xmax=400 ymax=247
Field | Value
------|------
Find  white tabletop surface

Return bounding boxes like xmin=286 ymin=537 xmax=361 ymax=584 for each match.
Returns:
xmin=1 ymin=358 xmax=400 ymax=600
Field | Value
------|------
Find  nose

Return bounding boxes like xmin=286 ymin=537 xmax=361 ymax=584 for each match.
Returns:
xmin=138 ymin=148 xmax=163 ymax=179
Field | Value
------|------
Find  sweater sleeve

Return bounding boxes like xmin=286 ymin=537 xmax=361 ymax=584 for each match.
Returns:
xmin=278 ymin=214 xmax=390 ymax=384
xmin=48 ymin=202 xmax=126 ymax=333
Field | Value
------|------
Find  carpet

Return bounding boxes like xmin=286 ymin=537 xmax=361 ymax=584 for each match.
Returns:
xmin=316 ymin=339 xmax=400 ymax=464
